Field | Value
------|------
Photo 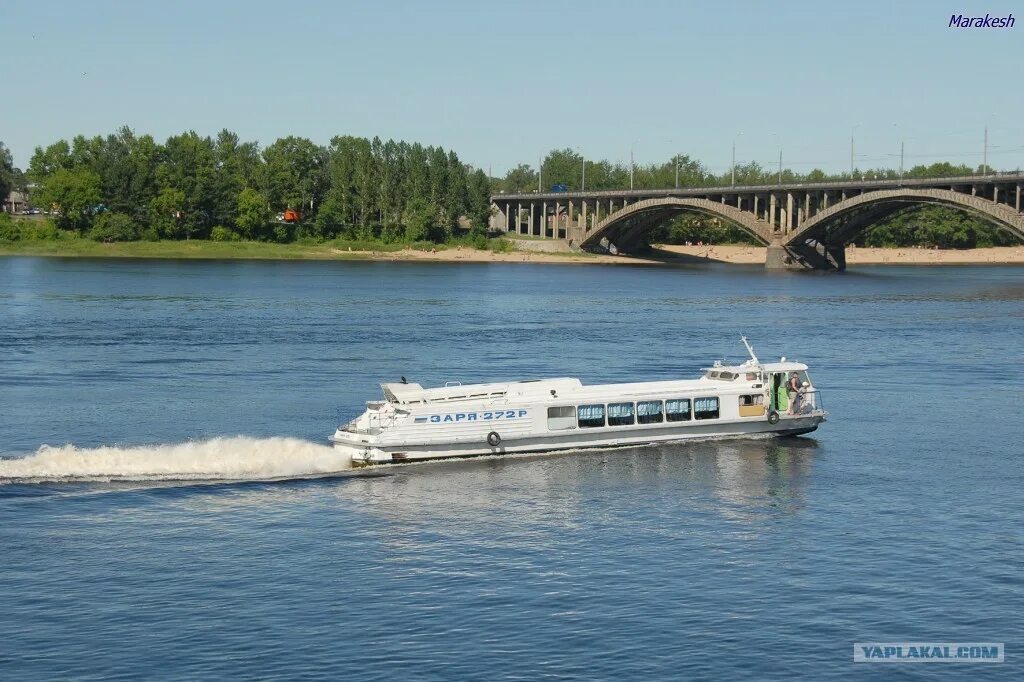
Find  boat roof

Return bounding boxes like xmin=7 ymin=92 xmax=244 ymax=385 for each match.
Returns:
xmin=380 ymin=361 xmax=809 ymax=405
xmin=382 ymin=378 xmax=584 ymax=404
xmin=710 ymin=361 xmax=809 ymax=373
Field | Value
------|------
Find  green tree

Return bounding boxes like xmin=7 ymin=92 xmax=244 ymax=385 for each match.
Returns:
xmin=321 ymin=135 xmax=361 ymax=235
xmin=211 ymin=129 xmax=256 ymax=228
xmin=157 ymin=131 xmax=218 ymax=239
xmin=0 ymin=142 xmax=13 ymax=205
xmin=502 ymin=164 xmax=537 ymax=193
xmin=541 ymin=148 xmax=584 ymax=191
xmin=27 ymin=139 xmax=71 ymax=186
xmin=235 ymin=187 xmax=270 ymax=240
xmin=260 ymin=136 xmax=325 ymax=218
xmin=37 ymin=167 xmax=102 ymax=231
xmin=467 ymin=168 xmax=493 ymax=234
xmin=150 ymin=187 xmax=186 ymax=238
xmin=402 ymin=197 xmax=440 ymax=242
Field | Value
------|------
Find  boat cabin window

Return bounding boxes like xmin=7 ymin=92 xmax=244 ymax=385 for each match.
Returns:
xmin=718 ymin=371 xmax=735 ymax=380
xmin=607 ymin=402 xmax=635 ymax=427
xmin=694 ymin=397 xmax=719 ymax=420
xmin=738 ymin=394 xmax=765 ymax=417
xmin=547 ymin=406 xmax=576 ymax=431
xmin=637 ymin=400 xmax=664 ymax=424
xmin=577 ymin=404 xmax=605 ymax=428
xmin=665 ymin=399 xmax=691 ymax=422
xmin=745 ymin=372 xmax=758 ymax=381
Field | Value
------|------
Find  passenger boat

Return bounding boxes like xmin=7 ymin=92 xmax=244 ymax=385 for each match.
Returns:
xmin=330 ymin=338 xmax=826 ymax=467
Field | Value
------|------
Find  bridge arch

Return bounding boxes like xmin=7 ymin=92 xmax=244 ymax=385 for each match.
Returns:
xmin=786 ymin=187 xmax=1024 ymax=248
xmin=581 ymin=197 xmax=773 ymax=251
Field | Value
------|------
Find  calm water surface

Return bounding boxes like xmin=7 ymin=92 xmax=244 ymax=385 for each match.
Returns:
xmin=1 ymin=257 xmax=1022 ymax=680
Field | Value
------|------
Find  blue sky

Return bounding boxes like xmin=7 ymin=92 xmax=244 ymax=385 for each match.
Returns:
xmin=3 ymin=0 xmax=1021 ymax=175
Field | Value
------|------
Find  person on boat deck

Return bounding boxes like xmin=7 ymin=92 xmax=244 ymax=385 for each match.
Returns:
xmin=787 ymin=372 xmax=801 ymax=415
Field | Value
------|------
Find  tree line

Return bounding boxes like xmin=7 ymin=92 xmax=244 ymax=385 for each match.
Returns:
xmin=3 ymin=136 xmax=1021 ymax=249
xmin=2 ymin=128 xmax=492 ymax=244
xmin=498 ymin=149 xmax=1021 ymax=249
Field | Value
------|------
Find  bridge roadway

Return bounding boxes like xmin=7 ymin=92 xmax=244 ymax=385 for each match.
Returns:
xmin=489 ymin=174 xmax=1024 ymax=270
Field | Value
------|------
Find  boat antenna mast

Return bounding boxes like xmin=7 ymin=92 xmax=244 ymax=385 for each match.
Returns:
xmin=741 ymin=336 xmax=760 ymax=365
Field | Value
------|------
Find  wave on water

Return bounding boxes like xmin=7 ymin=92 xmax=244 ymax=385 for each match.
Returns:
xmin=0 ymin=436 xmax=353 ymax=484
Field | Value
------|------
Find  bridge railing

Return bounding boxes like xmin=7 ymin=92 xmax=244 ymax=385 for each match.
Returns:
xmin=492 ymin=172 xmax=1024 ymax=202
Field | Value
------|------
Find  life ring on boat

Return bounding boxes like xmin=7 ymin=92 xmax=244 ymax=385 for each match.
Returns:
xmin=767 ymin=410 xmax=780 ymax=425
xmin=487 ymin=431 xmax=501 ymax=447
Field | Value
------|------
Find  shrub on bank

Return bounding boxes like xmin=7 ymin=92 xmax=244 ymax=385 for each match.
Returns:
xmin=488 ymin=238 xmax=513 ymax=253
xmin=89 ymin=213 xmax=141 ymax=242
xmin=0 ymin=215 xmax=66 ymax=242
xmin=210 ymin=226 xmax=239 ymax=242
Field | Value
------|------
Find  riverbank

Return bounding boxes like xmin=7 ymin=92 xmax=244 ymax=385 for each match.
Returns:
xmin=1 ymin=239 xmax=1022 ymax=266
xmin=0 ymin=239 xmax=634 ymax=265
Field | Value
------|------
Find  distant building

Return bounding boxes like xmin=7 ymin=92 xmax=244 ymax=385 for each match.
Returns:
xmin=3 ymin=191 xmax=28 ymax=214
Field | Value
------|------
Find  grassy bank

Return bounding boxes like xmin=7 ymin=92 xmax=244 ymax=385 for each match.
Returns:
xmin=0 ymin=236 xmax=520 ymax=261
xmin=0 ymin=238 xmax=384 ymax=260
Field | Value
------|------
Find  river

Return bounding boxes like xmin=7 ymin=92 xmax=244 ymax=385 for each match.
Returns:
xmin=1 ymin=257 xmax=1021 ymax=679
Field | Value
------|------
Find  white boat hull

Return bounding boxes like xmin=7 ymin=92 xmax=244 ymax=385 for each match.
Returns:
xmin=331 ymin=413 xmax=825 ymax=466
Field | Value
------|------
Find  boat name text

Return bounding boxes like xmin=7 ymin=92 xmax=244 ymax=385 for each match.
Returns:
xmin=415 ymin=410 xmax=528 ymax=424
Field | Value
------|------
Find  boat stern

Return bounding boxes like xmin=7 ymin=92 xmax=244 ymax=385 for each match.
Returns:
xmin=329 ymin=429 xmax=391 ymax=467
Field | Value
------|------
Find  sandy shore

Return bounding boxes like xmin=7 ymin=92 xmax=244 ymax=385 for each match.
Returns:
xmin=652 ymin=244 xmax=1024 ymax=265
xmin=3 ymin=240 xmax=1022 ymax=266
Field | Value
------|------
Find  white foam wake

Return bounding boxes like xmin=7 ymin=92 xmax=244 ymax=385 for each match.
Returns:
xmin=0 ymin=436 xmax=353 ymax=483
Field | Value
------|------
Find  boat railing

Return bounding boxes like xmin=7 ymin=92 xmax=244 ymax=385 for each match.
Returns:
xmin=796 ymin=388 xmax=824 ymax=414
xmin=340 ymin=409 xmax=401 ymax=435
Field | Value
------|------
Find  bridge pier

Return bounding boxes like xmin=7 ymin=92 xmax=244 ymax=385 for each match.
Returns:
xmin=765 ymin=243 xmax=791 ymax=270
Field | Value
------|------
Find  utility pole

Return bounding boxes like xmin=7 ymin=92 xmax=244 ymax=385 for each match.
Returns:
xmin=538 ymin=156 xmax=542 ymax=193
xmin=983 ymin=124 xmax=988 ymax=175
xmin=675 ymin=156 xmax=679 ymax=189
xmin=630 ymin=148 xmax=635 ymax=190
xmin=778 ymin=149 xmax=783 ymax=185
xmin=581 ymin=157 xmax=586 ymax=192
xmin=899 ymin=140 xmax=904 ymax=183
xmin=731 ymin=141 xmax=736 ymax=186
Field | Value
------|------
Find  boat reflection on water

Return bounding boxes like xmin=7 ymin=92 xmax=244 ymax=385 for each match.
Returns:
xmin=334 ymin=436 xmax=821 ymax=528
xmin=159 ymin=437 xmax=821 ymax=531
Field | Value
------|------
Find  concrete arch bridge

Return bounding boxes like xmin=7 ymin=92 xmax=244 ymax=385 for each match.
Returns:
xmin=491 ymin=174 xmax=1024 ymax=270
